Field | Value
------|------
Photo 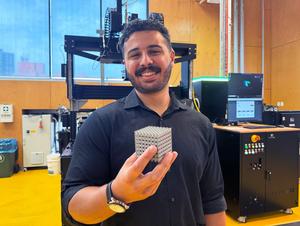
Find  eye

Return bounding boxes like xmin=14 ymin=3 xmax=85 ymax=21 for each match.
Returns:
xmin=128 ymin=52 xmax=140 ymax=59
xmin=149 ymin=50 xmax=161 ymax=56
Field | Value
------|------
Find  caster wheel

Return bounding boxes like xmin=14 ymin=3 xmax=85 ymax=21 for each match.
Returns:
xmin=237 ymin=216 xmax=247 ymax=223
xmin=281 ymin=208 xmax=293 ymax=214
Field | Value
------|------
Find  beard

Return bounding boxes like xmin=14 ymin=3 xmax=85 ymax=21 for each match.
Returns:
xmin=127 ymin=62 xmax=173 ymax=94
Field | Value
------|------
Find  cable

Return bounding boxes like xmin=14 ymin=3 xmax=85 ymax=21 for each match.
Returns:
xmin=52 ymin=116 xmax=59 ymax=153
xmin=192 ymin=89 xmax=200 ymax=112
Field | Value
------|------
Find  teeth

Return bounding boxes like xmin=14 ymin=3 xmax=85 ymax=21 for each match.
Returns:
xmin=142 ymin=72 xmax=156 ymax=76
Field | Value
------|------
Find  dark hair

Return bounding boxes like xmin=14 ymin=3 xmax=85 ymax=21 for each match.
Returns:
xmin=118 ymin=19 xmax=172 ymax=55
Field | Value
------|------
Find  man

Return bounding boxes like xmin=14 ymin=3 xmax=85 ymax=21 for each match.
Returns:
xmin=62 ymin=19 xmax=226 ymax=226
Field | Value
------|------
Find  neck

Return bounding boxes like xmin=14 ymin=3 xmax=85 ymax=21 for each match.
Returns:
xmin=136 ymin=86 xmax=170 ymax=117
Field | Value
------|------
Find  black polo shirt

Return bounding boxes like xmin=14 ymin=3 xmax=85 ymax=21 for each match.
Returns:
xmin=62 ymin=90 xmax=226 ymax=226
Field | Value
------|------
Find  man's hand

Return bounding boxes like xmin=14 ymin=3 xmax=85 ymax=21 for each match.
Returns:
xmin=111 ymin=145 xmax=178 ymax=203
xmin=68 ymin=145 xmax=177 ymax=224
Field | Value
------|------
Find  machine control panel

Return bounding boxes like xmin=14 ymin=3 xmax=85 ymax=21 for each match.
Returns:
xmin=243 ymin=134 xmax=265 ymax=155
xmin=244 ymin=142 xmax=265 ymax=155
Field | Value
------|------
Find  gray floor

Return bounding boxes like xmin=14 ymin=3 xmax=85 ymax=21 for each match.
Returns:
xmin=279 ymin=222 xmax=300 ymax=226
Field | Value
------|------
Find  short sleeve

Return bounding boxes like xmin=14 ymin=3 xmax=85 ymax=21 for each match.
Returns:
xmin=200 ymin=123 xmax=227 ymax=214
xmin=61 ymin=111 xmax=111 ymax=224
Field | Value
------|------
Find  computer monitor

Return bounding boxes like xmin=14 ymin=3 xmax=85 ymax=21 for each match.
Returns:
xmin=228 ymin=73 xmax=263 ymax=98
xmin=227 ymin=73 xmax=264 ymax=123
xmin=227 ymin=98 xmax=263 ymax=123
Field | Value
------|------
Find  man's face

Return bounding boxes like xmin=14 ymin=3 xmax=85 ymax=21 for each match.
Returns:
xmin=123 ymin=30 xmax=175 ymax=94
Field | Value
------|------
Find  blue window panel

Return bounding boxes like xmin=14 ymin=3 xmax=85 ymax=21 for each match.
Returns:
xmin=51 ymin=0 xmax=101 ymax=78
xmin=104 ymin=64 xmax=126 ymax=81
xmin=73 ymin=55 xmax=102 ymax=79
xmin=0 ymin=0 xmax=49 ymax=78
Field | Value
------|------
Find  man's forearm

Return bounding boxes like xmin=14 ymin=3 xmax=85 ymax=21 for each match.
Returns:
xmin=205 ymin=211 xmax=226 ymax=226
xmin=68 ymin=185 xmax=115 ymax=224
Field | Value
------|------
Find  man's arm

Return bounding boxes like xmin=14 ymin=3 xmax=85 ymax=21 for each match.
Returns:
xmin=68 ymin=146 xmax=178 ymax=224
xmin=68 ymin=184 xmax=113 ymax=224
xmin=200 ymin=123 xmax=227 ymax=223
xmin=205 ymin=211 xmax=226 ymax=226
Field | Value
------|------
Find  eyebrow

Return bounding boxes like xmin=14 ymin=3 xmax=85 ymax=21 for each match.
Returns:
xmin=127 ymin=45 xmax=163 ymax=56
xmin=127 ymin=48 xmax=139 ymax=56
xmin=147 ymin=44 xmax=163 ymax=50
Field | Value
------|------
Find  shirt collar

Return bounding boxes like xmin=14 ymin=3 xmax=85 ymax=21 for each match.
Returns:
xmin=170 ymin=92 xmax=189 ymax=111
xmin=123 ymin=89 xmax=143 ymax=109
xmin=124 ymin=89 xmax=188 ymax=111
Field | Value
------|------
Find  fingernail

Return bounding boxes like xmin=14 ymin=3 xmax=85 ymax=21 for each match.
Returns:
xmin=149 ymin=145 xmax=157 ymax=151
xmin=173 ymin=152 xmax=178 ymax=161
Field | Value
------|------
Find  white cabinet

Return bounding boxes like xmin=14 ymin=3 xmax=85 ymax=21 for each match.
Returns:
xmin=22 ymin=114 xmax=52 ymax=168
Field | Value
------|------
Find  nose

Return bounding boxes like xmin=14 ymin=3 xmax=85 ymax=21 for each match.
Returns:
xmin=140 ymin=52 xmax=153 ymax=67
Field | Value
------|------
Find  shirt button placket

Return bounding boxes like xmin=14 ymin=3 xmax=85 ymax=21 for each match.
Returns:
xmin=159 ymin=118 xmax=163 ymax=127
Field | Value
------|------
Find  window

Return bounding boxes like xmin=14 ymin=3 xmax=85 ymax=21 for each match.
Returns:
xmin=51 ymin=0 xmax=101 ymax=78
xmin=0 ymin=0 xmax=148 ymax=79
xmin=0 ymin=0 xmax=49 ymax=78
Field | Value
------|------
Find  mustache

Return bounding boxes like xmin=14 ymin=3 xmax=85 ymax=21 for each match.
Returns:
xmin=135 ymin=65 xmax=161 ymax=77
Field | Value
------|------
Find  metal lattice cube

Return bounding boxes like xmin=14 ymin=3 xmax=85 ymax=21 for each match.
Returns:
xmin=134 ymin=126 xmax=172 ymax=162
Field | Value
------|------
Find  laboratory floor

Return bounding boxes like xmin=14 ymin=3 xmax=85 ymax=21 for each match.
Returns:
xmin=0 ymin=169 xmax=300 ymax=226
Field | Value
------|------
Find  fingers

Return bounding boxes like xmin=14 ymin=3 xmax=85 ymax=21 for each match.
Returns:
xmin=143 ymin=180 xmax=162 ymax=197
xmin=128 ymin=145 xmax=158 ymax=178
xmin=122 ymin=152 xmax=138 ymax=168
xmin=139 ymin=151 xmax=178 ymax=187
xmin=152 ymin=151 xmax=177 ymax=179
xmin=123 ymin=147 xmax=177 ymax=189
xmin=114 ymin=150 xmax=178 ymax=203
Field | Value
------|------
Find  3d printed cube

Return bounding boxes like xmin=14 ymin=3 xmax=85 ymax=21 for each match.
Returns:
xmin=134 ymin=126 xmax=172 ymax=162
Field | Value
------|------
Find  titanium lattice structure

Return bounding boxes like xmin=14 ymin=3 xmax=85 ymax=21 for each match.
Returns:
xmin=134 ymin=126 xmax=172 ymax=162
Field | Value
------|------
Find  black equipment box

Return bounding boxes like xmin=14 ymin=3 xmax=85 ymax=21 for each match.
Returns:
xmin=215 ymin=125 xmax=300 ymax=222
xmin=193 ymin=78 xmax=228 ymax=123
xmin=262 ymin=111 xmax=282 ymax=126
xmin=263 ymin=110 xmax=300 ymax=128
xmin=280 ymin=111 xmax=300 ymax=128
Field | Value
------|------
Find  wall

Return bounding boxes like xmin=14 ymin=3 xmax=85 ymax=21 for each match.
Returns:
xmin=223 ymin=0 xmax=300 ymax=109
xmin=241 ymin=0 xmax=300 ymax=108
xmin=235 ymin=0 xmax=271 ymax=103
xmin=244 ymin=0 xmax=266 ymax=101
xmin=270 ymin=0 xmax=300 ymax=110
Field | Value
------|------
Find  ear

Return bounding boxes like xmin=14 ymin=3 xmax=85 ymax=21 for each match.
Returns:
xmin=170 ymin=48 xmax=175 ymax=64
xmin=123 ymin=59 xmax=129 ymax=70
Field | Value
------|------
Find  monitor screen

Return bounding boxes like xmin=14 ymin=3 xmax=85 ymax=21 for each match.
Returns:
xmin=227 ymin=98 xmax=263 ymax=122
xmin=228 ymin=73 xmax=263 ymax=98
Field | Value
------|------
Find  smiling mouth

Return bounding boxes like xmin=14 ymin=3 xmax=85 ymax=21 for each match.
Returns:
xmin=141 ymin=71 xmax=158 ymax=77
xmin=135 ymin=65 xmax=161 ymax=77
